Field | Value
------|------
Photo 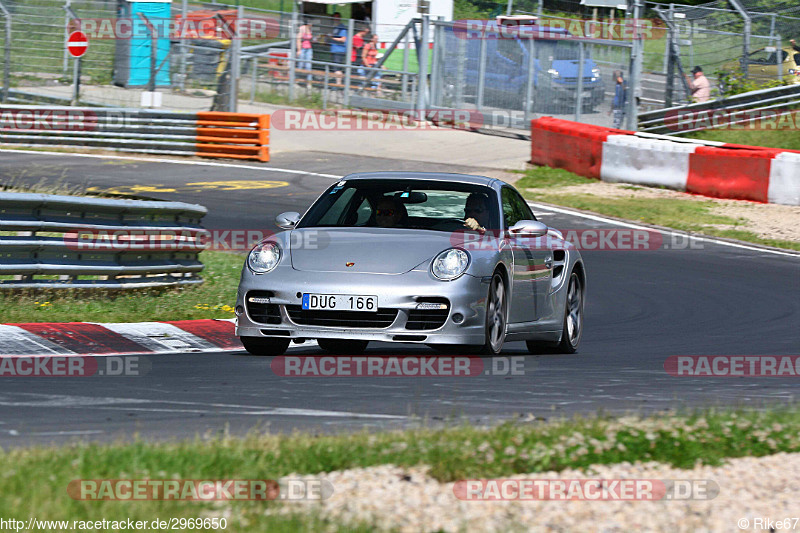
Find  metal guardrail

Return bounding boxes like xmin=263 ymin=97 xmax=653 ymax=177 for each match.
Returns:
xmin=0 ymin=192 xmax=209 ymax=289
xmin=0 ymin=105 xmax=270 ymax=161
xmin=637 ymin=84 xmax=800 ymax=134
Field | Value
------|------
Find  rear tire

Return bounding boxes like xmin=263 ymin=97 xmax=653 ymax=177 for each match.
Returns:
xmin=318 ymin=339 xmax=369 ymax=355
xmin=240 ymin=336 xmax=290 ymax=356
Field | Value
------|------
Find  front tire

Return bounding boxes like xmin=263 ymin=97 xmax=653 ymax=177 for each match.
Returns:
xmin=318 ymin=339 xmax=369 ymax=355
xmin=556 ymin=271 xmax=583 ymax=353
xmin=483 ymin=272 xmax=508 ymax=355
xmin=240 ymin=336 xmax=290 ymax=356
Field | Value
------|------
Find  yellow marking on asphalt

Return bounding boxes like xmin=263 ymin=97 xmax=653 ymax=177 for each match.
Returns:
xmin=86 ymin=185 xmax=177 ymax=195
xmin=184 ymin=180 xmax=289 ymax=191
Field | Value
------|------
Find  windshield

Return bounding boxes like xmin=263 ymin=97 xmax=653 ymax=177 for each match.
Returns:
xmin=297 ymin=179 xmax=500 ymax=232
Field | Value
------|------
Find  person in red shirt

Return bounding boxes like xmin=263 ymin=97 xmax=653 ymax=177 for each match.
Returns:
xmin=351 ymin=25 xmax=368 ymax=66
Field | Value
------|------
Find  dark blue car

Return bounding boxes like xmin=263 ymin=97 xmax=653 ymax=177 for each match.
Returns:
xmin=444 ymin=24 xmax=606 ymax=112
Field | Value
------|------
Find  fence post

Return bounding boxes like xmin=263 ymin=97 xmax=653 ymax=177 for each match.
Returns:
xmin=251 ymin=56 xmax=257 ymax=103
xmin=323 ymin=64 xmax=329 ymax=110
xmin=289 ymin=8 xmax=297 ymax=102
xmin=63 ymin=0 xmax=71 ymax=76
xmin=728 ymin=0 xmax=750 ymax=78
xmin=662 ymin=4 xmax=673 ymax=74
xmin=524 ymin=34 xmax=535 ymax=124
xmin=402 ymin=32 xmax=410 ymax=100
xmin=417 ymin=14 xmax=429 ymax=115
xmin=344 ymin=18 xmax=354 ymax=107
xmin=626 ymin=0 xmax=643 ymax=130
xmin=455 ymin=29 xmax=465 ymax=109
xmin=429 ymin=21 xmax=441 ymax=107
xmin=574 ymin=41 xmax=584 ymax=123
xmin=0 ymin=0 xmax=9 ymax=103
xmin=476 ymin=34 xmax=487 ymax=112
xmin=226 ymin=5 xmax=242 ymax=112
xmin=179 ymin=0 xmax=187 ymax=90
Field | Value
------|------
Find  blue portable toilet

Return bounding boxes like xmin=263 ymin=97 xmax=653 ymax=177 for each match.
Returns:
xmin=114 ymin=0 xmax=171 ymax=87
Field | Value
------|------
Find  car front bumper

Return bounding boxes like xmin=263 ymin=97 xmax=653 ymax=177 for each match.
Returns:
xmin=235 ymin=267 xmax=491 ymax=345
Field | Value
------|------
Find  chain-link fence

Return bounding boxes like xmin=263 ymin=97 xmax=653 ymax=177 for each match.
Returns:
xmin=430 ymin=18 xmax=635 ymax=130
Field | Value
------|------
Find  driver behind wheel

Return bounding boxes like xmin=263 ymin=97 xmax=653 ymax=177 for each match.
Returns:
xmin=464 ymin=192 xmax=490 ymax=231
xmin=375 ymin=197 xmax=407 ymax=228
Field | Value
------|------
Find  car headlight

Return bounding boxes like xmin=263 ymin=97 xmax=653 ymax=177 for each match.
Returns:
xmin=247 ymin=241 xmax=281 ymax=274
xmin=591 ymin=67 xmax=600 ymax=76
xmin=547 ymin=68 xmax=560 ymax=79
xmin=431 ymin=248 xmax=470 ymax=280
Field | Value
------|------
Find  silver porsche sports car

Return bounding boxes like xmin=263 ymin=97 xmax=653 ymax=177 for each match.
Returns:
xmin=235 ymin=172 xmax=585 ymax=356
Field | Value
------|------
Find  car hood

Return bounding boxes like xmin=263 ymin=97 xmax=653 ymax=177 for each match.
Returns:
xmin=289 ymin=228 xmax=456 ymax=274
xmin=551 ymin=59 xmax=598 ymax=80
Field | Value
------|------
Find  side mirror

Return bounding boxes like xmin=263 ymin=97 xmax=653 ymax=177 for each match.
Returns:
xmin=508 ymin=220 xmax=548 ymax=237
xmin=275 ymin=211 xmax=301 ymax=229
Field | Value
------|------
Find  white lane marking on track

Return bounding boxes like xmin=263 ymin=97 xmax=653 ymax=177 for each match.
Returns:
xmin=3 ymin=148 xmax=791 ymax=258
xmin=527 ymin=201 xmax=800 ymax=258
xmin=27 ymin=430 xmax=104 ymax=436
xmin=0 ymin=148 xmax=341 ymax=179
xmin=0 ymin=393 xmax=404 ymax=419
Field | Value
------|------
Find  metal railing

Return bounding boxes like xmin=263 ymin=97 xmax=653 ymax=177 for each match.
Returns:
xmin=0 ymin=105 xmax=270 ymax=161
xmin=637 ymin=83 xmax=800 ymax=134
xmin=0 ymin=192 xmax=209 ymax=289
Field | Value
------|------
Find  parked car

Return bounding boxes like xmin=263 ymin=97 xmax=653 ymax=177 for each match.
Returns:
xmin=722 ymin=46 xmax=800 ymax=85
xmin=444 ymin=22 xmax=606 ymax=112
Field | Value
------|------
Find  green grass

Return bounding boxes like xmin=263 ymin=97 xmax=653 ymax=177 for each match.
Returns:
xmin=514 ymin=167 xmax=596 ymax=189
xmin=1 ymin=407 xmax=799 ymax=530
xmin=0 ymin=251 xmax=243 ymax=323
xmin=681 ymin=129 xmax=800 ymax=152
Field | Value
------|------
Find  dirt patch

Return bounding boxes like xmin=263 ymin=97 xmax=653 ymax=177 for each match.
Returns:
xmin=530 ymin=181 xmax=800 ymax=242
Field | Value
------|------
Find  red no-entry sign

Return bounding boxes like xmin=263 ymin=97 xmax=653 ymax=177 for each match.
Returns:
xmin=67 ymin=31 xmax=89 ymax=58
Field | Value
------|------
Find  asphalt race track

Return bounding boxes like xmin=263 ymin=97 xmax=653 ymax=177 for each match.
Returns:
xmin=0 ymin=150 xmax=798 ymax=447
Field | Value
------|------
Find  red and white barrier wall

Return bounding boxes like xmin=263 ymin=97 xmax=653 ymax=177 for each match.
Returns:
xmin=530 ymin=117 xmax=800 ymax=206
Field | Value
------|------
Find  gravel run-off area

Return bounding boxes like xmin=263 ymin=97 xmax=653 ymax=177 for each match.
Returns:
xmin=266 ymin=452 xmax=800 ymax=532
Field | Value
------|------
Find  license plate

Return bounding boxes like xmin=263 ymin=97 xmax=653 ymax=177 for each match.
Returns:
xmin=302 ymin=294 xmax=378 ymax=312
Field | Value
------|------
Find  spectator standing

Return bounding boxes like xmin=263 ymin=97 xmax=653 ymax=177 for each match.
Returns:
xmin=352 ymin=25 xmax=368 ymax=67
xmin=296 ymin=19 xmax=314 ymax=83
xmin=790 ymin=39 xmax=800 ymax=66
xmin=329 ymin=13 xmax=347 ymax=66
xmin=612 ymin=71 xmax=627 ymax=129
xmin=360 ymin=33 xmax=383 ymax=94
xmin=687 ymin=66 xmax=711 ymax=103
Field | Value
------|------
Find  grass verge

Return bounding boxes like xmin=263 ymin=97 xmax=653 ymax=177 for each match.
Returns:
xmin=0 ymin=251 xmax=242 ymax=323
xmin=1 ymin=407 xmax=798 ymax=530
xmin=681 ymin=129 xmax=800 ymax=152
xmin=517 ymin=167 xmax=800 ymax=251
